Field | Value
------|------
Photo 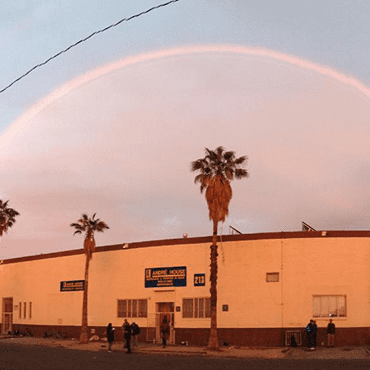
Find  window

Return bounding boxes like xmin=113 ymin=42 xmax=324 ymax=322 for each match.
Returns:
xmin=313 ymin=295 xmax=346 ymax=318
xmin=118 ymin=300 xmax=127 ymax=317
xmin=19 ymin=302 xmax=22 ymax=319
xmin=118 ymin=299 xmax=147 ymax=318
xmin=132 ymin=300 xmax=137 ymax=318
xmin=24 ymin=302 xmax=27 ymax=319
xmin=266 ymin=273 xmax=279 ymax=283
xmin=29 ymin=302 xmax=32 ymax=319
xmin=182 ymin=298 xmax=211 ymax=318
xmin=127 ymin=300 xmax=132 ymax=317
xmin=183 ymin=299 xmax=193 ymax=318
xmin=138 ymin=299 xmax=147 ymax=318
xmin=2 ymin=298 xmax=13 ymax=313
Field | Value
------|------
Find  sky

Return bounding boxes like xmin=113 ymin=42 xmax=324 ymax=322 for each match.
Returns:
xmin=1 ymin=0 xmax=370 ymax=259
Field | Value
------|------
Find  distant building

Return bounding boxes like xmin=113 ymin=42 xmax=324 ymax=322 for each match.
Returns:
xmin=1 ymin=230 xmax=369 ymax=346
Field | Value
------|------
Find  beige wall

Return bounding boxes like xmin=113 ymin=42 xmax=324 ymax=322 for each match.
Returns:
xmin=0 ymin=253 xmax=85 ymax=327
xmin=218 ymin=239 xmax=282 ymax=328
xmin=282 ymin=237 xmax=370 ymax=329
xmin=1 ymin=234 xmax=369 ymax=330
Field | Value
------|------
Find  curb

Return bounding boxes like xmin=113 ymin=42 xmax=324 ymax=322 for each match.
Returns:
xmin=138 ymin=349 xmax=207 ymax=355
xmin=281 ymin=347 xmax=292 ymax=354
xmin=0 ymin=335 xmax=17 ymax=340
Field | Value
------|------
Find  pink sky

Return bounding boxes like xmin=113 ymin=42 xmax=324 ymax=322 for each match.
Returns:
xmin=1 ymin=45 xmax=370 ymax=259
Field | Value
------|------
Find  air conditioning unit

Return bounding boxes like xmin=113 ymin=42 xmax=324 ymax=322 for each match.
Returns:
xmin=285 ymin=330 xmax=302 ymax=346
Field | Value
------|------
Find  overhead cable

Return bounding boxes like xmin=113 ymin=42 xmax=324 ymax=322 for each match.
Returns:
xmin=0 ymin=0 xmax=180 ymax=94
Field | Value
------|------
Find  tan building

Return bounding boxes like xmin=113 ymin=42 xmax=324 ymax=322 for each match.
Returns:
xmin=1 ymin=230 xmax=370 ymax=346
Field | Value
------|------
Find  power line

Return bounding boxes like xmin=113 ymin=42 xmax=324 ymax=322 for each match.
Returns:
xmin=0 ymin=0 xmax=180 ymax=94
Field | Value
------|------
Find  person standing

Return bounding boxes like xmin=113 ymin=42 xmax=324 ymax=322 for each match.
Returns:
xmin=130 ymin=322 xmax=140 ymax=349
xmin=106 ymin=323 xmax=115 ymax=353
xmin=327 ymin=318 xmax=336 ymax=347
xmin=313 ymin=320 xmax=318 ymax=348
xmin=305 ymin=319 xmax=315 ymax=350
xmin=122 ymin=319 xmax=132 ymax=354
xmin=160 ymin=316 xmax=170 ymax=348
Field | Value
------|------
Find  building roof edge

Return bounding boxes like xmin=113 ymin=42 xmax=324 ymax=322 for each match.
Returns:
xmin=2 ymin=230 xmax=370 ymax=265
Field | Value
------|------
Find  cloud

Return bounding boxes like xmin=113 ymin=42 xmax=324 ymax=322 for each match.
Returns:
xmin=154 ymin=215 xmax=183 ymax=235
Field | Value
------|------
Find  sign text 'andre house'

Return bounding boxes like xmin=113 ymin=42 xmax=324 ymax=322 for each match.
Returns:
xmin=145 ymin=266 xmax=186 ymax=288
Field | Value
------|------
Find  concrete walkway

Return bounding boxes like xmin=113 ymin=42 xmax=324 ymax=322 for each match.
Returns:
xmin=1 ymin=336 xmax=370 ymax=360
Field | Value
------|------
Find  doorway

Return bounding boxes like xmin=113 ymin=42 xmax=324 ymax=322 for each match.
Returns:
xmin=2 ymin=297 xmax=13 ymax=334
xmin=156 ymin=302 xmax=175 ymax=344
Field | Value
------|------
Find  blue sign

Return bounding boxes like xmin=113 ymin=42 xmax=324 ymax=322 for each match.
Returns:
xmin=145 ymin=266 xmax=186 ymax=288
xmin=194 ymin=274 xmax=206 ymax=286
xmin=60 ymin=280 xmax=85 ymax=292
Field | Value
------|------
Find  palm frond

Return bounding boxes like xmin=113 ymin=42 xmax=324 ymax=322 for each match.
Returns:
xmin=235 ymin=168 xmax=249 ymax=179
xmin=235 ymin=156 xmax=247 ymax=165
xmin=223 ymin=150 xmax=235 ymax=161
xmin=191 ymin=160 xmax=204 ymax=172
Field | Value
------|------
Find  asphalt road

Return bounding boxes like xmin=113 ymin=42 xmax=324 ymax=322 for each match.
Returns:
xmin=1 ymin=342 xmax=370 ymax=370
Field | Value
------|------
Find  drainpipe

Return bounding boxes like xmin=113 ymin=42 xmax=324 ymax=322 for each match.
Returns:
xmin=281 ymin=234 xmax=284 ymax=331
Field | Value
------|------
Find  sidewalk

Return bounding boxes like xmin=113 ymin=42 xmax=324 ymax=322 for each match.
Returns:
xmin=1 ymin=336 xmax=370 ymax=360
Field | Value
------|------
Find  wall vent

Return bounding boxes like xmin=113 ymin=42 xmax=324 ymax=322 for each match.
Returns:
xmin=285 ymin=330 xmax=302 ymax=346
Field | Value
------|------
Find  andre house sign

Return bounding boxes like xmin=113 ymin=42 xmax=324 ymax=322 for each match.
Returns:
xmin=60 ymin=280 xmax=85 ymax=292
xmin=145 ymin=266 xmax=186 ymax=288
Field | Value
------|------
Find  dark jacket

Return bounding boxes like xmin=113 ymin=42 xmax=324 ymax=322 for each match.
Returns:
xmin=160 ymin=321 xmax=170 ymax=337
xmin=131 ymin=323 xmax=140 ymax=336
xmin=123 ymin=322 xmax=131 ymax=339
xmin=327 ymin=323 xmax=336 ymax=334
xmin=306 ymin=322 xmax=316 ymax=336
xmin=107 ymin=324 xmax=115 ymax=343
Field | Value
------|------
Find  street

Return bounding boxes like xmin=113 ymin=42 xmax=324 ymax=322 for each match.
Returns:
xmin=1 ymin=342 xmax=370 ymax=370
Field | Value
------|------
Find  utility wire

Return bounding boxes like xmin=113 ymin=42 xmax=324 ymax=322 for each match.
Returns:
xmin=0 ymin=0 xmax=180 ymax=94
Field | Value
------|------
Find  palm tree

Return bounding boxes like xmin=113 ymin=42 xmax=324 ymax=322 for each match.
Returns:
xmin=70 ymin=213 xmax=109 ymax=343
xmin=191 ymin=146 xmax=248 ymax=349
xmin=0 ymin=200 xmax=20 ymax=236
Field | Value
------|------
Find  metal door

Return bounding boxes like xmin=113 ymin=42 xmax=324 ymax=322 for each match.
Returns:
xmin=2 ymin=298 xmax=13 ymax=334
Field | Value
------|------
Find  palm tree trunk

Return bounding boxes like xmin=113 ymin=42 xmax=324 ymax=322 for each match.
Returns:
xmin=208 ymin=219 xmax=219 ymax=349
xmin=80 ymin=254 xmax=90 ymax=343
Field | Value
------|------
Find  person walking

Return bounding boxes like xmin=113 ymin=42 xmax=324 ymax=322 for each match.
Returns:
xmin=160 ymin=316 xmax=170 ymax=348
xmin=327 ymin=318 xmax=336 ymax=347
xmin=106 ymin=323 xmax=115 ymax=352
xmin=122 ymin=319 xmax=132 ymax=354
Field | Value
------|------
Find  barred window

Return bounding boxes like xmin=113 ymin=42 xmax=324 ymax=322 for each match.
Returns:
xmin=118 ymin=300 xmax=127 ymax=317
xmin=266 ymin=272 xmax=279 ymax=283
xmin=183 ymin=299 xmax=193 ymax=318
xmin=132 ymin=300 xmax=138 ymax=318
xmin=182 ymin=298 xmax=211 ymax=319
xmin=118 ymin=299 xmax=147 ymax=318
xmin=2 ymin=298 xmax=12 ymax=313
xmin=127 ymin=300 xmax=132 ymax=317
xmin=313 ymin=295 xmax=346 ymax=318
xmin=138 ymin=299 xmax=148 ymax=318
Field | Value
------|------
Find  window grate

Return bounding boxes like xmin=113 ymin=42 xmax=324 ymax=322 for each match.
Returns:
xmin=285 ymin=330 xmax=302 ymax=346
xmin=266 ymin=272 xmax=279 ymax=283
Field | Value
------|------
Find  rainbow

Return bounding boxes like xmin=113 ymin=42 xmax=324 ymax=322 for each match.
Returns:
xmin=2 ymin=44 xmax=370 ymax=141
